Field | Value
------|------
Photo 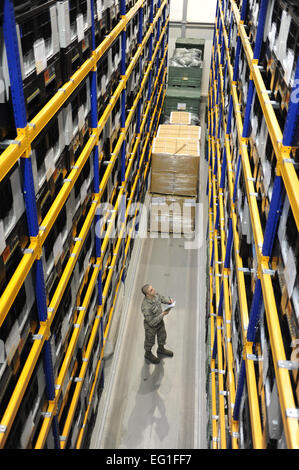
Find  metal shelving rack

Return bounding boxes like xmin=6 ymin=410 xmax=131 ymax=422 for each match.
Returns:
xmin=208 ymin=0 xmax=299 ymax=449
xmin=0 ymin=0 xmax=169 ymax=449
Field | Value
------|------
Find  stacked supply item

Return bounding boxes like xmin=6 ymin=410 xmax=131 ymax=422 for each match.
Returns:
xmin=150 ymin=124 xmax=200 ymax=197
xmin=168 ymin=110 xmax=200 ymax=126
xmin=151 ymin=138 xmax=199 ymax=196
xmin=155 ymin=123 xmax=201 ymax=141
xmin=150 ymin=194 xmax=196 ymax=235
xmin=169 ymin=111 xmax=192 ymax=125
xmin=150 ymin=120 xmax=200 ymax=235
xmin=163 ymin=87 xmax=201 ymax=119
xmin=175 ymin=37 xmax=205 ymax=57
xmin=164 ymin=39 xmax=204 ymax=121
xmin=168 ymin=47 xmax=203 ymax=88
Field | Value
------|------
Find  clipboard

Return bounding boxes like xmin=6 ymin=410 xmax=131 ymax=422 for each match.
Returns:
xmin=163 ymin=301 xmax=176 ymax=311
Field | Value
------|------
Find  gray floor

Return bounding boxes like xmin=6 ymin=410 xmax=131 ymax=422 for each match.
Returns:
xmin=90 ymin=103 xmax=208 ymax=450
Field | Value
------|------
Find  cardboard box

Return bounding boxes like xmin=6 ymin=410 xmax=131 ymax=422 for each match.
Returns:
xmin=156 ymin=124 xmax=201 ymax=141
xmin=150 ymin=194 xmax=196 ymax=234
xmin=170 ymin=111 xmax=192 ymax=125
xmin=150 ymin=137 xmax=200 ymax=197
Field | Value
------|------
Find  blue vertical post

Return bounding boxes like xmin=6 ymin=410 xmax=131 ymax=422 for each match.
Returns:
xmin=121 ymin=0 xmax=127 ymax=186
xmin=120 ymin=0 xmax=127 ymax=235
xmin=119 ymin=0 xmax=127 ymax=287
xmin=152 ymin=0 xmax=162 ymax=133
xmin=90 ymin=0 xmax=103 ymax=358
xmin=156 ymin=0 xmax=161 ymax=80
xmin=160 ymin=3 xmax=166 ymax=87
xmin=145 ymin=0 xmax=154 ymax=191
xmin=233 ymin=359 xmax=246 ymax=420
xmin=136 ymin=3 xmax=143 ymax=201
xmin=3 ymin=0 xmax=60 ymax=448
xmin=220 ymin=148 xmax=227 ymax=189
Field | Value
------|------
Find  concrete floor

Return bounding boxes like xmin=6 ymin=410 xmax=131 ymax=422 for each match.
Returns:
xmin=90 ymin=103 xmax=208 ymax=450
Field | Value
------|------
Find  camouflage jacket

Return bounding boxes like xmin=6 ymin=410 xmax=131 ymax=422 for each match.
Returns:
xmin=141 ymin=293 xmax=170 ymax=328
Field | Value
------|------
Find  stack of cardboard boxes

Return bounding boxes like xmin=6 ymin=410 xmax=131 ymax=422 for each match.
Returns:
xmin=150 ymin=111 xmax=200 ymax=234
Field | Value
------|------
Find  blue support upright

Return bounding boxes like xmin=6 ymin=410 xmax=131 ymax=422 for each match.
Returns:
xmin=136 ymin=4 xmax=143 ymax=201
xmin=120 ymin=0 xmax=127 ymax=282
xmin=145 ymin=0 xmax=154 ymax=191
xmin=224 ymin=218 xmax=233 ymax=269
xmin=121 ymin=0 xmax=127 ymax=185
xmin=90 ymin=0 xmax=103 ymax=358
xmin=3 ymin=0 xmax=60 ymax=449
xmin=226 ymin=98 xmax=234 ymax=135
xmin=220 ymin=148 xmax=227 ymax=189
xmin=233 ymin=359 xmax=246 ymax=420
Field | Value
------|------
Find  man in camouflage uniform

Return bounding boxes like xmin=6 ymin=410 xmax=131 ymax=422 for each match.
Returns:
xmin=141 ymin=284 xmax=174 ymax=364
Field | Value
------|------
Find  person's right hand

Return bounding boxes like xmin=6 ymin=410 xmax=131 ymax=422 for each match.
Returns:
xmin=163 ymin=308 xmax=171 ymax=316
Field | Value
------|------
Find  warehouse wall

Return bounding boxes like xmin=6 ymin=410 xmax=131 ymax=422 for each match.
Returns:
xmin=169 ymin=0 xmax=217 ymax=97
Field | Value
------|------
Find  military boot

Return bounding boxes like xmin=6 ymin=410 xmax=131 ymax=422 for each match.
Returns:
xmin=157 ymin=346 xmax=174 ymax=357
xmin=145 ymin=351 xmax=160 ymax=364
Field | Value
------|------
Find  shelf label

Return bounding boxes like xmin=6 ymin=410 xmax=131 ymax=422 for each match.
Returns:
xmin=78 ymin=105 xmax=85 ymax=131
xmin=77 ymin=14 xmax=84 ymax=43
xmin=53 ymin=233 xmax=62 ymax=264
xmin=0 ymin=79 xmax=5 ymax=103
xmin=20 ymin=411 xmax=34 ymax=449
xmin=97 ymin=0 xmax=102 ymax=20
xmin=34 ymin=38 xmax=47 ymax=74
xmin=5 ymin=320 xmax=21 ymax=366
xmin=45 ymin=148 xmax=55 ymax=181
xmin=177 ymin=103 xmax=187 ymax=111
xmin=285 ymin=246 xmax=296 ymax=297
xmin=0 ymin=220 xmax=6 ymax=255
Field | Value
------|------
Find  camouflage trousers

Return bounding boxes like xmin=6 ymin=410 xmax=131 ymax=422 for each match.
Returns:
xmin=144 ymin=320 xmax=167 ymax=352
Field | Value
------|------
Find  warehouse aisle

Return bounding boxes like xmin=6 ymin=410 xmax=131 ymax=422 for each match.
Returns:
xmin=90 ymin=104 xmax=208 ymax=450
xmin=93 ymin=237 xmax=203 ymax=449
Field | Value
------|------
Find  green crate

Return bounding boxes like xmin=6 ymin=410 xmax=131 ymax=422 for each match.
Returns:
xmin=164 ymin=87 xmax=201 ymax=117
xmin=175 ymin=37 xmax=205 ymax=58
xmin=168 ymin=64 xmax=203 ymax=88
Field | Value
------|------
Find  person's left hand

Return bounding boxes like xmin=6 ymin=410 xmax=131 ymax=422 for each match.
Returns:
xmin=169 ymin=298 xmax=174 ymax=304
